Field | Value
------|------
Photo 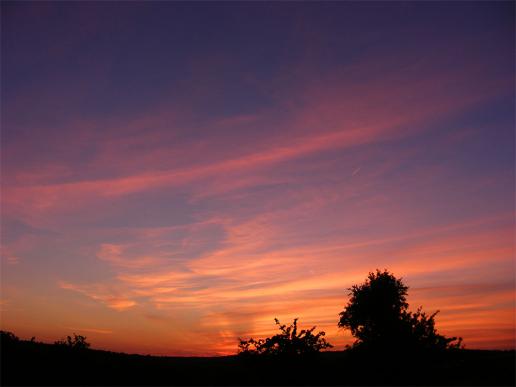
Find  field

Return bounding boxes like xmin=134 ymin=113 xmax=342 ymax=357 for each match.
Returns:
xmin=1 ymin=338 xmax=514 ymax=386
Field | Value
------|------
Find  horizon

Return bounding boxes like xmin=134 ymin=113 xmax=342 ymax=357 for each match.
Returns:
xmin=1 ymin=2 xmax=514 ymax=356
xmin=3 ymin=328 xmax=516 ymax=358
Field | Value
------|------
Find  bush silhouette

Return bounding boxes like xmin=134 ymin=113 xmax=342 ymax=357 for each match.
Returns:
xmin=1 ymin=330 xmax=20 ymax=343
xmin=54 ymin=333 xmax=91 ymax=349
xmin=338 ymin=269 xmax=462 ymax=352
xmin=238 ymin=318 xmax=332 ymax=356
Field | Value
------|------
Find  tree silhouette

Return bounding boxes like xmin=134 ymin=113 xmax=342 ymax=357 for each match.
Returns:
xmin=238 ymin=318 xmax=332 ymax=356
xmin=0 ymin=330 xmax=20 ymax=343
xmin=338 ymin=269 xmax=462 ymax=352
xmin=54 ymin=333 xmax=90 ymax=349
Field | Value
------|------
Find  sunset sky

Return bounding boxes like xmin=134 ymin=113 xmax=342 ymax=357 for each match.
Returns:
xmin=1 ymin=2 xmax=514 ymax=355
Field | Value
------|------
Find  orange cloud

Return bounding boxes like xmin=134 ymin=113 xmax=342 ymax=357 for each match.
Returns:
xmin=59 ymin=282 xmax=137 ymax=311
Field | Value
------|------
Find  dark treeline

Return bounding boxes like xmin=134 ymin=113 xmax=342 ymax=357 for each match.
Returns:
xmin=237 ymin=270 xmax=462 ymax=358
xmin=2 ymin=332 xmax=514 ymax=386
xmin=1 ymin=270 xmax=515 ymax=386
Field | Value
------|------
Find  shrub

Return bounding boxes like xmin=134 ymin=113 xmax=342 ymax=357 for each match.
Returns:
xmin=238 ymin=318 xmax=332 ymax=357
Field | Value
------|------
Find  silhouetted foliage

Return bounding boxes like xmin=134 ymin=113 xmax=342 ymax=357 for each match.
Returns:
xmin=238 ymin=318 xmax=332 ymax=357
xmin=338 ymin=269 xmax=463 ymax=352
xmin=1 ymin=330 xmax=39 ymax=347
xmin=54 ymin=333 xmax=90 ymax=350
xmin=1 ymin=329 xmax=514 ymax=386
xmin=1 ymin=330 xmax=20 ymax=344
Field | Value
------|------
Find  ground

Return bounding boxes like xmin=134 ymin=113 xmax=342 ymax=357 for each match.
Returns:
xmin=1 ymin=338 xmax=515 ymax=386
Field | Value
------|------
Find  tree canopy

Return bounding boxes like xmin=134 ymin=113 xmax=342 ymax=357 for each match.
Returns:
xmin=338 ymin=269 xmax=462 ymax=352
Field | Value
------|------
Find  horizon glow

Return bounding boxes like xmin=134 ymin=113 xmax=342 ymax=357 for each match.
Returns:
xmin=1 ymin=2 xmax=514 ymax=356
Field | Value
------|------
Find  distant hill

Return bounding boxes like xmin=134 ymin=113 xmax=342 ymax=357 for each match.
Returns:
xmin=1 ymin=335 xmax=514 ymax=386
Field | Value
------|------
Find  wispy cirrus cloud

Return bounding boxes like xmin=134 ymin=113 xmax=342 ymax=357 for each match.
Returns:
xmin=58 ymin=282 xmax=137 ymax=311
xmin=2 ymin=3 xmax=513 ymax=355
xmin=55 ymin=209 xmax=514 ymax=353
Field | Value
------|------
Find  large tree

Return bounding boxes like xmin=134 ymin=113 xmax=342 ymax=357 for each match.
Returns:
xmin=338 ymin=270 xmax=462 ymax=351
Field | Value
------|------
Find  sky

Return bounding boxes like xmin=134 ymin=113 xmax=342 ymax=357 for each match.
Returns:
xmin=1 ymin=2 xmax=514 ymax=356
